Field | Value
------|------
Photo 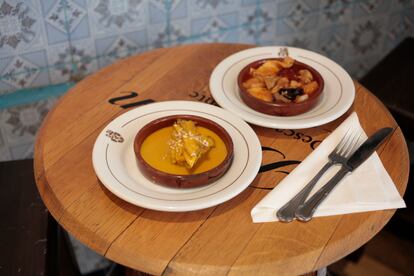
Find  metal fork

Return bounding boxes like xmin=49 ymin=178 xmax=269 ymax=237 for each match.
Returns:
xmin=276 ymin=129 xmax=362 ymax=222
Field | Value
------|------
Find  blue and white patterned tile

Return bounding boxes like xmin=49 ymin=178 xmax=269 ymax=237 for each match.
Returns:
xmin=188 ymin=0 xmax=241 ymax=16
xmin=40 ymin=0 xmax=69 ymax=45
xmin=241 ymin=0 xmax=276 ymax=6
xmin=95 ymin=30 xmax=148 ymax=69
xmin=0 ymin=97 xmax=57 ymax=149
xmin=318 ymin=0 xmax=354 ymax=26
xmin=292 ymin=34 xmax=320 ymax=53
xmin=148 ymin=20 xmax=189 ymax=48
xmin=252 ymin=1 xmax=280 ymax=45
xmin=317 ymin=24 xmax=349 ymax=64
xmin=238 ymin=3 xmax=277 ymax=45
xmin=0 ymin=128 xmax=12 ymax=162
xmin=0 ymin=50 xmax=50 ymax=94
xmin=347 ymin=16 xmax=387 ymax=57
xmin=65 ymin=0 xmax=90 ymax=42
xmin=0 ymin=80 xmax=15 ymax=95
xmin=0 ymin=96 xmax=59 ymax=161
xmin=47 ymin=38 xmax=97 ymax=83
xmin=383 ymin=8 xmax=414 ymax=53
xmin=40 ymin=0 xmax=89 ymax=45
xmin=149 ymin=0 xmax=187 ymax=24
xmin=389 ymin=0 xmax=414 ymax=11
xmin=0 ymin=0 xmax=46 ymax=58
xmin=66 ymin=39 xmax=98 ymax=80
xmin=46 ymin=41 xmax=73 ymax=84
xmin=276 ymin=0 xmax=320 ymax=36
xmin=352 ymin=0 xmax=391 ymax=18
xmin=9 ymin=142 xmax=35 ymax=160
xmin=237 ymin=25 xmax=258 ymax=45
xmin=255 ymin=22 xmax=278 ymax=46
xmin=88 ymin=0 xmax=147 ymax=37
xmin=240 ymin=0 xmax=257 ymax=6
xmin=166 ymin=0 xmax=188 ymax=21
xmin=191 ymin=12 xmax=239 ymax=43
xmin=268 ymin=32 xmax=319 ymax=52
xmin=148 ymin=0 xmax=167 ymax=24
xmin=0 ymin=56 xmax=15 ymax=94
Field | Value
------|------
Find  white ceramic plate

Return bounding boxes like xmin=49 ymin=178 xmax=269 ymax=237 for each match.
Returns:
xmin=209 ymin=46 xmax=355 ymax=129
xmin=92 ymin=101 xmax=262 ymax=212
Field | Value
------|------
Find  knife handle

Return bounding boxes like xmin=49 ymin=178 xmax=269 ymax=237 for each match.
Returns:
xmin=295 ymin=167 xmax=349 ymax=222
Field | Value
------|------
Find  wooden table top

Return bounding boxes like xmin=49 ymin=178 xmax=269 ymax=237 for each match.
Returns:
xmin=34 ymin=43 xmax=409 ymax=275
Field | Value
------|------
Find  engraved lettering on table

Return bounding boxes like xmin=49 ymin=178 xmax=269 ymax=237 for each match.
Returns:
xmin=252 ymin=146 xmax=301 ymax=190
xmin=275 ymin=129 xmax=322 ymax=150
xmin=188 ymin=85 xmax=218 ymax=106
xmin=310 ymin=140 xmax=321 ymax=150
xmin=108 ymin=91 xmax=155 ymax=109
xmin=259 ymin=146 xmax=300 ymax=175
xmin=252 ymin=129 xmax=325 ymax=189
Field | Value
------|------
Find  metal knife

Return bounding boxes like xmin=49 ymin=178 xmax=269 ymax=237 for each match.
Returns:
xmin=295 ymin=127 xmax=393 ymax=222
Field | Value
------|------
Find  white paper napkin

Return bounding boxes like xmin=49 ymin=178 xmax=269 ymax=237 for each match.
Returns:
xmin=251 ymin=112 xmax=406 ymax=223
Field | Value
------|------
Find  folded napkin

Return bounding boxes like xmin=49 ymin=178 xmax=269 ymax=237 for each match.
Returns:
xmin=251 ymin=112 xmax=406 ymax=223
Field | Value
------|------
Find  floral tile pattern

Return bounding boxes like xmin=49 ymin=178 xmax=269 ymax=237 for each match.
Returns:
xmin=41 ymin=0 xmax=74 ymax=45
xmin=95 ymin=30 xmax=148 ymax=68
xmin=2 ymin=56 xmax=40 ymax=88
xmin=89 ymin=0 xmax=147 ymax=35
xmin=46 ymin=41 xmax=74 ymax=84
xmin=0 ymin=96 xmax=59 ymax=161
xmin=0 ymin=50 xmax=50 ymax=94
xmin=0 ymin=0 xmax=44 ymax=55
xmin=149 ymin=0 xmax=187 ymax=24
xmin=276 ymin=0 xmax=319 ymax=35
xmin=350 ymin=17 xmax=386 ymax=56
xmin=55 ymin=39 xmax=98 ymax=80
xmin=191 ymin=12 xmax=239 ymax=43
xmin=353 ymin=0 xmax=391 ymax=17
xmin=0 ymin=0 xmax=412 ymax=95
xmin=0 ymin=1 xmax=36 ymax=48
xmin=319 ymin=0 xmax=353 ymax=25
xmin=94 ymin=0 xmax=142 ymax=28
xmin=150 ymin=21 xmax=189 ymax=48
xmin=190 ymin=0 xmax=240 ymax=15
xmin=45 ymin=0 xmax=86 ymax=34
xmin=318 ymin=24 xmax=348 ymax=63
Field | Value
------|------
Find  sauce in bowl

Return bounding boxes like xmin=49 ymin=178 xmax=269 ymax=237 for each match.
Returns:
xmin=140 ymin=125 xmax=228 ymax=175
xmin=134 ymin=115 xmax=234 ymax=188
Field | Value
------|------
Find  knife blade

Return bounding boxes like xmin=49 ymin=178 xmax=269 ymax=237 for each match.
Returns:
xmin=295 ymin=127 xmax=393 ymax=222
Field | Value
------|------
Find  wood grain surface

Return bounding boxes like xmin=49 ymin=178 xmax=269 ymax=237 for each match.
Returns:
xmin=34 ymin=43 xmax=409 ymax=275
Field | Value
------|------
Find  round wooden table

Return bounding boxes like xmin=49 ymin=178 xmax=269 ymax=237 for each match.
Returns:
xmin=34 ymin=44 xmax=409 ymax=275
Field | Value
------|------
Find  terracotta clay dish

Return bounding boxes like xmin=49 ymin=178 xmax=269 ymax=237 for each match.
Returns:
xmin=238 ymin=57 xmax=324 ymax=116
xmin=133 ymin=115 xmax=234 ymax=189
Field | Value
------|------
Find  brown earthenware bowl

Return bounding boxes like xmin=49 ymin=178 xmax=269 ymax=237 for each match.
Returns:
xmin=133 ymin=115 xmax=234 ymax=189
xmin=237 ymin=58 xmax=324 ymax=116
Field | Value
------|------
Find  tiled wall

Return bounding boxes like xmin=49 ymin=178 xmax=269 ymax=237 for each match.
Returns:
xmin=1 ymin=0 xmax=414 ymax=161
